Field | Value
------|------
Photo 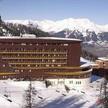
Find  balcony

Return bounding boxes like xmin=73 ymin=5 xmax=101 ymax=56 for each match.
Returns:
xmin=0 ymin=51 xmax=67 ymax=54
xmin=2 ymin=57 xmax=67 ymax=60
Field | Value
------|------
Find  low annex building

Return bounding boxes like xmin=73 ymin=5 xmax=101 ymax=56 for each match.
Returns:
xmin=92 ymin=57 xmax=108 ymax=79
xmin=0 ymin=36 xmax=92 ymax=89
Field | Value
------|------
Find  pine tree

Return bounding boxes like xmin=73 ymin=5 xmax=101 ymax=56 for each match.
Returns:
xmin=23 ymin=80 xmax=37 ymax=108
xmin=100 ymin=78 xmax=108 ymax=108
xmin=97 ymin=78 xmax=108 ymax=108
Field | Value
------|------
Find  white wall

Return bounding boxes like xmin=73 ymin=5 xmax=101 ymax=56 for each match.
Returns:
xmin=46 ymin=78 xmax=91 ymax=90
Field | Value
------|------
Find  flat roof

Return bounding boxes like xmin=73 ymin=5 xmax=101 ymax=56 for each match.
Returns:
xmin=0 ymin=36 xmax=81 ymax=42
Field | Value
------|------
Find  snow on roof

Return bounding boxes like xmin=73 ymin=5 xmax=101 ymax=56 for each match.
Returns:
xmin=80 ymin=57 xmax=91 ymax=63
xmin=0 ymin=36 xmax=81 ymax=41
xmin=37 ymin=37 xmax=81 ymax=41
xmin=80 ymin=57 xmax=92 ymax=67
xmin=98 ymin=57 xmax=108 ymax=61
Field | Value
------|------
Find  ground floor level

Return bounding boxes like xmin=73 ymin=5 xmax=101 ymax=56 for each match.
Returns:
xmin=46 ymin=77 xmax=91 ymax=90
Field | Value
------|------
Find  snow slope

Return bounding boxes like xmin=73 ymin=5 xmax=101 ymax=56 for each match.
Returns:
xmin=0 ymin=77 xmax=104 ymax=108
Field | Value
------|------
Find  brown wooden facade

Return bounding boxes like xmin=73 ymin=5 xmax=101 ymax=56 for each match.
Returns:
xmin=0 ymin=37 xmax=91 ymax=80
xmin=92 ymin=58 xmax=108 ymax=79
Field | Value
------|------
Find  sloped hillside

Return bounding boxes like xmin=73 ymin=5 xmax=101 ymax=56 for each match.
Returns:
xmin=0 ymin=77 xmax=104 ymax=108
xmin=0 ymin=18 xmax=50 ymax=37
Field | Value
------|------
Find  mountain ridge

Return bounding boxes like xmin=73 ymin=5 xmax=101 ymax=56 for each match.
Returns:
xmin=5 ymin=18 xmax=108 ymax=34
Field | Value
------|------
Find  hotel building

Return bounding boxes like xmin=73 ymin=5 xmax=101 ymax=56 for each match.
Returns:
xmin=0 ymin=37 xmax=92 ymax=89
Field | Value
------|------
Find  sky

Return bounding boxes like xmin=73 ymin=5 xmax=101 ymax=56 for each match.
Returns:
xmin=0 ymin=0 xmax=108 ymax=24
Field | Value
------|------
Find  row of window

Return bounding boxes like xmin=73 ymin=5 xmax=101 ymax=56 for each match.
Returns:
xmin=0 ymin=48 xmax=67 ymax=52
xmin=12 ymin=64 xmax=66 ymax=68
xmin=1 ymin=55 xmax=67 ymax=60
xmin=2 ymin=63 xmax=67 ymax=67
xmin=75 ymin=81 xmax=81 ymax=84
xmin=51 ymin=80 xmax=82 ymax=85
xmin=2 ymin=54 xmax=67 ymax=57
xmin=0 ymin=42 xmax=69 ymax=46
xmin=8 ymin=58 xmax=66 ymax=62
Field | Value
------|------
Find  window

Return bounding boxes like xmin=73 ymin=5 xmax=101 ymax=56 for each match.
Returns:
xmin=12 ymin=43 xmax=14 ymax=45
xmin=9 ymin=64 xmax=11 ymax=67
xmin=57 ymin=64 xmax=61 ymax=67
xmin=69 ymin=81 xmax=73 ymax=84
xmin=2 ymin=64 xmax=6 ymax=67
xmin=46 ymin=64 xmax=49 ymax=67
xmin=76 ymin=81 xmax=81 ymax=84
xmin=63 ymin=44 xmax=68 ymax=46
xmin=29 ymin=70 xmax=31 ymax=72
xmin=51 ymin=81 xmax=55 ymax=85
xmin=3 ymin=76 xmax=7 ymax=79
xmin=21 ymin=48 xmax=24 ymax=51
xmin=51 ymin=65 xmax=54 ymax=67
xmin=58 ymin=81 xmax=64 ymax=84
xmin=54 ymin=49 xmax=57 ymax=51
xmin=21 ymin=70 xmax=23 ymax=72
xmin=30 ymin=43 xmax=32 ymax=46
xmin=17 ymin=54 xmax=20 ymax=56
xmin=52 ymin=59 xmax=56 ymax=63
xmin=15 ymin=70 xmax=19 ymax=72
xmin=46 ymin=43 xmax=48 ymax=46
xmin=21 ymin=43 xmax=26 ymax=46
xmin=28 ymin=65 xmax=30 ymax=67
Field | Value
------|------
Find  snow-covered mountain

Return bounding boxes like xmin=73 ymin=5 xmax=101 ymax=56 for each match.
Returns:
xmin=6 ymin=18 xmax=108 ymax=34
xmin=54 ymin=29 xmax=108 ymax=42
xmin=5 ymin=18 xmax=108 ymax=43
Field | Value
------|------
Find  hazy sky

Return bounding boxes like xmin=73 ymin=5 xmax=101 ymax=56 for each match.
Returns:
xmin=0 ymin=0 xmax=108 ymax=24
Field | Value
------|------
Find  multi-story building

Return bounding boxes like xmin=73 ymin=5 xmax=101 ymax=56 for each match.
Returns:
xmin=0 ymin=37 xmax=92 ymax=89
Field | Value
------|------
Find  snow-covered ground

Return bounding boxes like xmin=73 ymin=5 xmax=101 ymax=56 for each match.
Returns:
xmin=0 ymin=76 xmax=104 ymax=108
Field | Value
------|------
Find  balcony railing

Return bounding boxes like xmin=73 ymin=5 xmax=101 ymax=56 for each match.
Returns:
xmin=2 ymin=57 xmax=67 ymax=60
xmin=0 ymin=51 xmax=67 ymax=54
xmin=0 ymin=72 xmax=18 ymax=75
xmin=9 ymin=62 xmax=67 ymax=65
xmin=46 ymin=68 xmax=92 ymax=76
xmin=10 ymin=66 xmax=91 ymax=70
